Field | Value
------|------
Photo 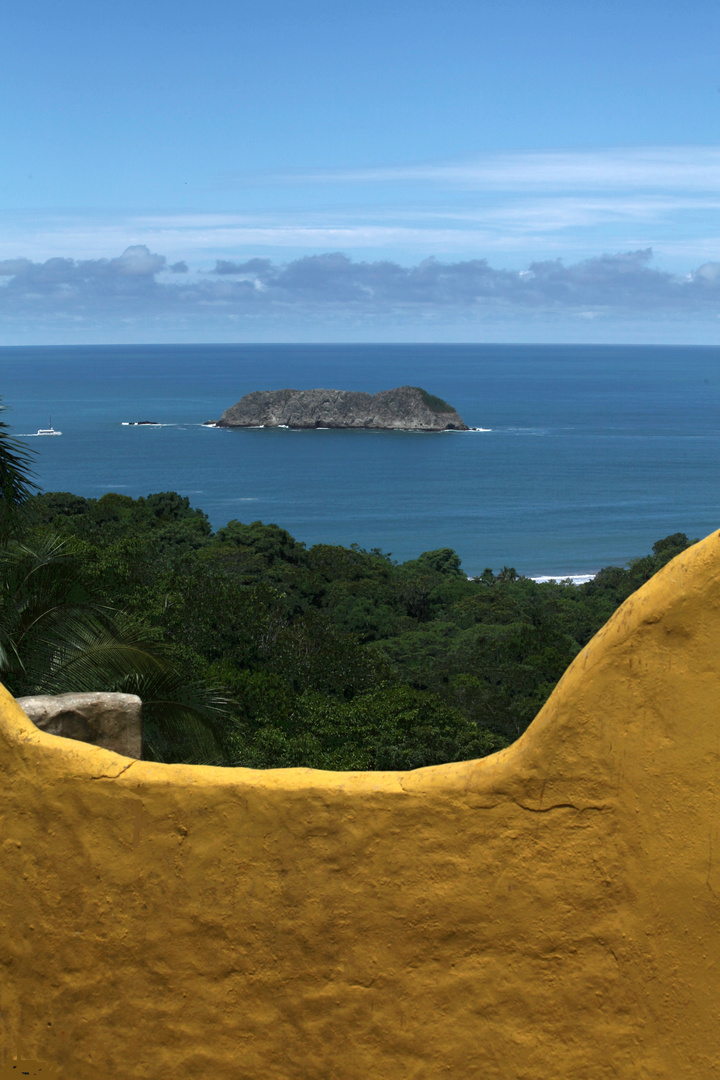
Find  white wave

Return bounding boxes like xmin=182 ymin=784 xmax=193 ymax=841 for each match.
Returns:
xmin=531 ymin=573 xmax=597 ymax=585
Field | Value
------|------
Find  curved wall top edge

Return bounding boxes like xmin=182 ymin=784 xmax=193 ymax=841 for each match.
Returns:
xmin=1 ymin=527 xmax=717 ymax=798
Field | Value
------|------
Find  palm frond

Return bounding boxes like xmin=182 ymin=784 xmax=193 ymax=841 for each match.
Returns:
xmin=0 ymin=403 xmax=38 ymax=536
xmin=0 ymin=530 xmax=233 ymax=764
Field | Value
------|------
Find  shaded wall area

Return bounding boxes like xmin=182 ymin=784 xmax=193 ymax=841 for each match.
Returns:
xmin=2 ymin=531 xmax=720 ymax=1078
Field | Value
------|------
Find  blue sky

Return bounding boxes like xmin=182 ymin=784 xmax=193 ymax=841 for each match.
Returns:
xmin=2 ymin=0 xmax=720 ymax=342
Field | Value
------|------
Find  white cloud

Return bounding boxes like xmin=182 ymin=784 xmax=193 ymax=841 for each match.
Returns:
xmin=1 ymin=245 xmax=719 ymax=329
xmin=280 ymin=146 xmax=720 ymax=192
xmin=1 ymin=147 xmax=719 ymax=287
xmin=2 ymin=192 xmax=718 ymax=275
xmin=111 ymin=245 xmax=166 ymax=276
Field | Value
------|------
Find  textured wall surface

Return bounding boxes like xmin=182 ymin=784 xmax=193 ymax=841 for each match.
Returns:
xmin=2 ymin=532 xmax=720 ymax=1078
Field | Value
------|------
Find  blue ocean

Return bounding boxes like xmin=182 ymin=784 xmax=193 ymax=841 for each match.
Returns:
xmin=1 ymin=343 xmax=719 ymax=578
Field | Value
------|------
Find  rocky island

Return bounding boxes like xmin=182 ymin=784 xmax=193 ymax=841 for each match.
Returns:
xmin=214 ymin=386 xmax=468 ymax=431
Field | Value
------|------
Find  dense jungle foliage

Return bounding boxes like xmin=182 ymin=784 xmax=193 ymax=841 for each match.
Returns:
xmin=6 ymin=486 xmax=694 ymax=769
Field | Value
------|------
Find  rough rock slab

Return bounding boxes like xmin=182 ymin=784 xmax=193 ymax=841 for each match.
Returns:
xmin=216 ymin=385 xmax=469 ymax=430
xmin=17 ymin=691 xmax=142 ymax=759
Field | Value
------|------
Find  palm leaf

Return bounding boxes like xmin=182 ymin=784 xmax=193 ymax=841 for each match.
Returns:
xmin=0 ymin=401 xmax=38 ymax=536
xmin=0 ymin=534 xmax=232 ymax=763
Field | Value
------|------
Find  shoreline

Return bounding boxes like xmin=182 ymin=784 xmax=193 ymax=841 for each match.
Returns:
xmin=530 ymin=573 xmax=597 ymax=585
xmin=467 ymin=572 xmax=598 ymax=585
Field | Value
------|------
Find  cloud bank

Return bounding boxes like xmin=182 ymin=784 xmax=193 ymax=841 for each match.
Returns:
xmin=1 ymin=245 xmax=719 ymax=329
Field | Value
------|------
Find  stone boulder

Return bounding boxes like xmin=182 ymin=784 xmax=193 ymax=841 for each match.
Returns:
xmin=17 ymin=692 xmax=142 ymax=759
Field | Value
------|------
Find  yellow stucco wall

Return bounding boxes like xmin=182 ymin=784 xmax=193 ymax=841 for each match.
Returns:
xmin=3 ymin=532 xmax=720 ymax=1078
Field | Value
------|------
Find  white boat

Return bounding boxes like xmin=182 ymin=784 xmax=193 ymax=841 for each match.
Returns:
xmin=36 ymin=419 xmax=61 ymax=436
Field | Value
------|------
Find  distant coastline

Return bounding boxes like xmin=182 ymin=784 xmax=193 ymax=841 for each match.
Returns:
xmin=530 ymin=573 xmax=597 ymax=585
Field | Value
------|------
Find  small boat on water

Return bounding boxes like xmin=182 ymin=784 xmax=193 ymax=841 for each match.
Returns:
xmin=36 ymin=419 xmax=61 ymax=436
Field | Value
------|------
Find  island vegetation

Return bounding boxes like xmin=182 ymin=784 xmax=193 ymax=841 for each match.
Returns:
xmin=215 ymin=385 xmax=468 ymax=430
